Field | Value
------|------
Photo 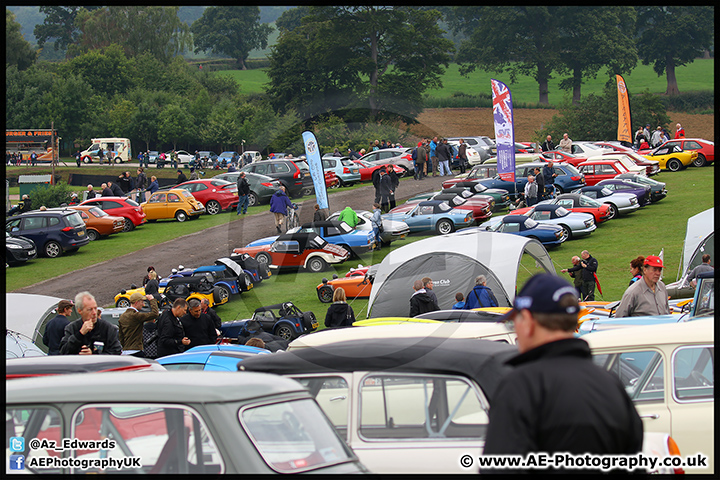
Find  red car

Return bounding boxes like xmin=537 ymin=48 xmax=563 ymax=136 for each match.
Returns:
xmin=654 ymin=138 xmax=714 ymax=167
xmin=233 ymin=232 xmax=349 ymax=273
xmin=79 ymin=196 xmax=146 ymax=232
xmin=175 ymin=179 xmax=239 ymax=215
xmin=576 ymin=159 xmax=630 ymax=186
xmin=596 ymin=151 xmax=660 ymax=176
xmin=593 ymin=142 xmax=635 ymax=153
xmin=509 ymin=193 xmax=611 ymax=224
xmin=352 ymin=160 xmax=404 ymax=182
xmin=325 ymin=170 xmax=340 ymax=189
xmin=540 ymin=150 xmax=591 ymax=167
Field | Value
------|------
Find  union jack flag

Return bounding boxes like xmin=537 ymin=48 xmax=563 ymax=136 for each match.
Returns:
xmin=492 ymin=79 xmax=513 ymax=125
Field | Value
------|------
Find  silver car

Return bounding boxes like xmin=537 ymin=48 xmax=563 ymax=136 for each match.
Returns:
xmin=327 ymin=209 xmax=410 ymax=245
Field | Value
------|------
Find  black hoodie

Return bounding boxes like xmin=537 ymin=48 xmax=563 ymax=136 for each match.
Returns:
xmin=409 ymin=290 xmax=439 ymax=317
xmin=324 ymin=302 xmax=356 ymax=328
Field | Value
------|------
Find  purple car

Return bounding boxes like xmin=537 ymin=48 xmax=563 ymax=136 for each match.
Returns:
xmin=596 ymin=179 xmax=652 ymax=206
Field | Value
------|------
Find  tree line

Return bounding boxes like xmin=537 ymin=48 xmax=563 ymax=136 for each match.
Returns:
xmin=6 ymin=6 xmax=714 ymax=155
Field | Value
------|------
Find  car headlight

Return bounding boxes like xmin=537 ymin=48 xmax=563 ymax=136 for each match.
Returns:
xmin=7 ymin=244 xmax=23 ymax=249
xmin=630 ymin=198 xmax=637 ymax=205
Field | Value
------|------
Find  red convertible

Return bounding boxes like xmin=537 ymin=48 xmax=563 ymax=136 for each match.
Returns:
xmin=233 ymin=232 xmax=349 ymax=273
xmin=509 ymin=193 xmax=612 ymax=224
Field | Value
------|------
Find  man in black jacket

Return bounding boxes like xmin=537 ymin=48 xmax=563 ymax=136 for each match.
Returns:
xmin=409 ymin=279 xmax=439 ymax=317
xmin=236 ymin=171 xmax=251 ymax=215
xmin=157 ymin=298 xmax=190 ymax=357
xmin=482 ymin=274 xmax=642 ymax=473
xmin=179 ymin=299 xmax=217 ymax=349
xmin=108 ymin=180 xmax=124 ymax=197
xmin=60 ymin=292 xmax=122 ymax=355
xmin=579 ymin=249 xmax=599 ymax=301
xmin=43 ymin=299 xmax=74 ymax=355
xmin=201 ymin=298 xmax=222 ymax=331
xmin=378 ymin=168 xmax=394 ymax=213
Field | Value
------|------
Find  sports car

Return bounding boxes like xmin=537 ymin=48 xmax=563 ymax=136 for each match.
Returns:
xmin=352 ymin=160 xmax=404 ymax=182
xmin=316 ymin=264 xmax=378 ymax=303
xmin=614 ymin=173 xmax=667 ymax=202
xmin=442 ymin=184 xmax=512 ymax=210
xmin=383 ymin=200 xmax=475 ymax=235
xmin=596 ymin=179 xmax=652 ymax=206
xmin=577 ymin=159 xmax=631 ymax=186
xmin=327 ymin=210 xmax=410 ymax=246
xmin=233 ymin=232 xmax=350 ymax=273
xmin=157 ymin=344 xmax=270 ymax=371
xmin=477 ymin=162 xmax=586 ymax=197
xmin=539 ymin=150 xmax=591 ymax=167
xmin=510 ymin=193 xmax=611 ymax=224
xmin=67 ymin=205 xmax=125 ymax=241
xmin=394 ymin=191 xmax=494 ymax=224
xmin=220 ymin=302 xmax=318 ymax=341
xmin=571 ymin=185 xmax=640 ymax=218
xmin=639 ymin=144 xmax=696 ymax=171
xmin=480 ymin=214 xmax=566 ymax=246
xmin=595 ymin=151 xmax=660 ymax=176
xmin=654 ymin=138 xmax=714 ymax=167
xmin=114 ymin=276 xmax=228 ymax=309
xmin=503 ymin=204 xmax=596 ymax=241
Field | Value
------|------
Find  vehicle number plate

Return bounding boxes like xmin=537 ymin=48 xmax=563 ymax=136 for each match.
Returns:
xmin=311 ymin=322 xmax=319 ymax=329
xmin=400 ymin=234 xmax=406 ymax=239
xmin=78 ymin=230 xmax=84 ymax=236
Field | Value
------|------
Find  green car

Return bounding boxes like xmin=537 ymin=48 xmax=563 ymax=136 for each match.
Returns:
xmin=213 ymin=171 xmax=283 ymax=207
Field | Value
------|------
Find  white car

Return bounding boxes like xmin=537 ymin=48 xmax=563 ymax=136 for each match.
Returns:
xmin=571 ymin=185 xmax=640 ymax=218
xmin=447 ymin=139 xmax=482 ymax=166
xmin=164 ymin=149 xmax=194 ymax=164
xmin=590 ymin=153 xmax=647 ymax=176
xmin=570 ymin=141 xmax=614 ymax=156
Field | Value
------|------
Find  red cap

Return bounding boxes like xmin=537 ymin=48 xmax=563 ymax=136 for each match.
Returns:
xmin=644 ymin=255 xmax=664 ymax=268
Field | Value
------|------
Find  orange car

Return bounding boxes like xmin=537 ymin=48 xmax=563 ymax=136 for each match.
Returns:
xmin=317 ymin=265 xmax=376 ymax=302
xmin=68 ymin=205 xmax=125 ymax=241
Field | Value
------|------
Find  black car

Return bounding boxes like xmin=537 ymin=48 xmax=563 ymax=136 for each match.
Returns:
xmin=5 ymin=209 xmax=89 ymax=258
xmin=220 ymin=302 xmax=318 ymax=341
xmin=240 ymin=159 xmax=314 ymax=198
xmin=5 ymin=231 xmax=37 ymax=266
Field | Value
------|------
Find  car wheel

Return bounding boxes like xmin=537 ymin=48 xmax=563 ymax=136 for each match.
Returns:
xmin=332 ymin=180 xmax=343 ymax=189
xmin=247 ymin=192 xmax=258 ymax=207
xmin=114 ymin=157 xmax=122 ymax=164
xmin=44 ymin=241 xmax=62 ymax=258
xmin=317 ymin=285 xmax=334 ymax=303
xmin=116 ymin=298 xmax=131 ymax=308
xmin=693 ymin=154 xmax=707 ymax=167
xmin=307 ymin=257 xmax=327 ymax=273
xmin=255 ymin=252 xmax=272 ymax=266
xmin=301 ymin=186 xmax=314 ymax=197
xmin=559 ymin=225 xmax=571 ymax=242
xmin=82 ymin=156 xmax=91 ymax=164
xmin=123 ymin=218 xmax=135 ymax=232
xmin=206 ymin=200 xmax=221 ymax=215
xmin=217 ymin=285 xmax=231 ymax=302
xmin=175 ymin=210 xmax=188 ymax=222
xmin=436 ymin=219 xmax=454 ymax=235
xmin=87 ymin=229 xmax=100 ymax=241
xmin=275 ymin=324 xmax=295 ymax=341
xmin=667 ymin=158 xmax=682 ymax=172
xmin=554 ymin=184 xmax=564 ymax=195
xmin=606 ymin=203 xmax=618 ymax=220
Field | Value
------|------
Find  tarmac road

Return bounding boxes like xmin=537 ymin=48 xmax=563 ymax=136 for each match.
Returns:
xmin=12 ymin=172 xmax=453 ymax=307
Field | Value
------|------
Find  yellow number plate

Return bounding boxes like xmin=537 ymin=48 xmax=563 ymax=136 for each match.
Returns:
xmin=311 ymin=322 xmax=319 ymax=329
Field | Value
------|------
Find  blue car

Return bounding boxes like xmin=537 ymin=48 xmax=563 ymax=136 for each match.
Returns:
xmin=246 ymin=220 xmax=375 ymax=257
xmin=596 ymin=179 xmax=652 ymax=206
xmin=192 ymin=264 xmax=253 ymax=297
xmin=478 ymin=161 xmax=586 ymax=198
xmin=218 ymin=151 xmax=240 ymax=165
xmin=383 ymin=200 xmax=475 ymax=235
xmin=479 ymin=214 xmax=566 ymax=246
xmin=157 ymin=344 xmax=270 ymax=371
xmin=220 ymin=302 xmax=319 ymax=341
xmin=322 ymin=155 xmax=361 ymax=186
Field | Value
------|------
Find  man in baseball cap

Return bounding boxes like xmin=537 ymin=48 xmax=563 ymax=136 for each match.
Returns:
xmin=483 ymin=273 xmax=643 ymax=473
xmin=615 ymin=255 xmax=669 ymax=318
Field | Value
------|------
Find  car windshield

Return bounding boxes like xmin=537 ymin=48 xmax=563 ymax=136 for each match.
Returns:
xmin=599 ymin=187 xmax=614 ymax=197
xmin=88 ymin=207 xmax=108 ymax=217
xmin=449 ymin=196 xmax=466 ymax=206
xmin=578 ymin=196 xmax=602 ymax=207
xmin=65 ymin=212 xmax=85 ymax=227
xmin=125 ymin=199 xmax=139 ymax=207
xmin=309 ymin=236 xmax=328 ymax=249
xmin=337 ymin=222 xmax=353 ymax=233
xmin=436 ymin=203 xmax=452 ymax=212
xmin=554 ymin=206 xmax=570 ymax=217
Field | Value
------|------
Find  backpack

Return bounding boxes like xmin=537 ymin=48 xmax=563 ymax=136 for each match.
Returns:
xmin=411 ymin=148 xmax=417 ymax=161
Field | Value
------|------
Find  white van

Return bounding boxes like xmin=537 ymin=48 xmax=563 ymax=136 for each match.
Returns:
xmin=242 ymin=150 xmax=262 ymax=163
xmin=80 ymin=138 xmax=132 ymax=164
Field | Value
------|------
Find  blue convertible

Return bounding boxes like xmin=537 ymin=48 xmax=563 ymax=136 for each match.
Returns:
xmin=157 ymin=344 xmax=270 ymax=371
xmin=479 ymin=214 xmax=566 ymax=246
xmin=382 ymin=200 xmax=474 ymax=235
xmin=246 ymin=220 xmax=375 ymax=257
xmin=478 ymin=162 xmax=586 ymax=198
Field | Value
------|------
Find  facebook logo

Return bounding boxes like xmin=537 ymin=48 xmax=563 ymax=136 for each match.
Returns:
xmin=9 ymin=436 xmax=25 ymax=452
xmin=9 ymin=455 xmax=25 ymax=470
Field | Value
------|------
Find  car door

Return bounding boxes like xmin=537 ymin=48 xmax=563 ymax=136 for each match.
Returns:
xmin=19 ymin=215 xmax=48 ymax=247
xmin=410 ymin=205 xmax=434 ymax=231
xmin=146 ymin=193 xmax=167 ymax=219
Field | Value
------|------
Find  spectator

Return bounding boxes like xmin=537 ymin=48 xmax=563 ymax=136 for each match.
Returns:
xmin=101 ymin=183 xmax=113 ymax=197
xmin=348 ymin=148 xmax=361 ymax=160
xmin=674 ymin=123 xmax=685 ymax=139
xmin=142 ymin=266 xmax=156 ymax=286
xmin=179 ymin=299 xmax=217 ymax=349
xmin=189 ymin=167 xmax=199 ymax=181
xmin=635 ymin=126 xmax=646 ymax=149
xmin=541 ymin=135 xmax=555 ymax=152
xmin=144 ymin=270 xmax=160 ymax=297
xmin=108 ymin=181 xmax=124 ymax=197
xmin=170 ymin=150 xmax=178 ymax=169
xmin=60 ymin=292 xmax=122 ymax=355
xmin=236 ymin=171 xmax=251 ymax=215
xmin=8 ymin=194 xmax=32 ymax=216
xmin=615 ymin=255 xmax=669 ymax=318
xmin=542 ymin=161 xmax=557 ymax=197
xmin=452 ymin=292 xmax=465 ymax=310
xmin=269 ymin=185 xmax=293 ymax=234
xmin=463 ymin=275 xmax=499 ymax=309
xmin=558 ymin=133 xmax=572 ymax=153
xmin=371 ymin=166 xmax=382 ymax=203
xmin=147 ymin=176 xmax=159 ymax=196
xmin=245 ymin=337 xmax=267 ymax=350
xmin=628 ymin=255 xmax=645 ymax=286
xmin=176 ymin=169 xmax=187 ymax=185
xmin=338 ymin=206 xmax=359 ymax=228
xmin=533 ymin=167 xmax=545 ymax=198
xmin=118 ymin=172 xmax=132 ymax=193
xmin=579 ymin=249 xmax=599 ymax=301
xmin=118 ymin=292 xmax=159 ymax=356
xmin=85 ymin=185 xmax=99 ymax=201
xmin=313 ymin=204 xmax=327 ymax=222
xmin=482 ymin=274 xmax=643 ymax=473
xmin=324 ymin=287 xmax=356 ymax=328
xmin=561 ymin=255 xmax=584 ymax=297
xmin=388 ymin=167 xmax=400 ymax=209
xmin=421 ymin=277 xmax=438 ymax=306
xmin=457 ymin=138 xmax=468 ymax=174
xmin=436 ymin=138 xmax=452 ymax=176
xmin=687 ymin=254 xmax=713 ymax=288
xmin=74 ymin=150 xmax=82 ymax=167
xmin=201 ymin=298 xmax=223 ymax=332
xmin=378 ymin=167 xmax=393 ymax=213
xmin=429 ymin=137 xmax=439 ymax=177
xmin=409 ymin=279 xmax=439 ymax=317
xmin=30 ymin=151 xmax=38 ymax=166
xmin=651 ymin=126 xmax=663 ymax=147
xmin=643 ymin=124 xmax=652 ymax=146
xmin=68 ymin=192 xmax=80 ymax=205
xmin=43 ymin=299 xmax=74 ymax=355
xmin=371 ymin=203 xmax=383 ymax=251
xmin=157 ymin=298 xmax=190 ymax=357
xmin=524 ymin=175 xmax=538 ymax=207
xmin=412 ymin=141 xmax=425 ymax=180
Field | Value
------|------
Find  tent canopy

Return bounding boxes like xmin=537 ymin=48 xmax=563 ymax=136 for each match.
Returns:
xmin=680 ymin=207 xmax=714 ymax=277
xmin=367 ymin=231 xmax=555 ymax=318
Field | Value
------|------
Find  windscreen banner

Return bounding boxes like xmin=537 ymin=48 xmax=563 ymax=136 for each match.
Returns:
xmin=302 ymin=131 xmax=328 ymax=210
xmin=491 ymin=79 xmax=516 ymax=182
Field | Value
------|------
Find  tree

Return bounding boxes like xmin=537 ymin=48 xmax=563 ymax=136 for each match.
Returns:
xmin=158 ymin=103 xmax=196 ymax=151
xmin=274 ymin=6 xmax=310 ymax=33
xmin=129 ymin=102 xmax=160 ymax=152
xmin=33 ymin=6 xmax=101 ymax=53
xmin=200 ymin=100 xmax=242 ymax=151
xmin=555 ymin=7 xmax=638 ymax=105
xmin=455 ymin=6 xmax=561 ymax=105
xmin=191 ymin=6 xmax=273 ymax=70
xmin=635 ymin=6 xmax=714 ymax=95
xmin=6 ymin=9 xmax=37 ymax=70
xmin=56 ymin=44 xmax=136 ymax=97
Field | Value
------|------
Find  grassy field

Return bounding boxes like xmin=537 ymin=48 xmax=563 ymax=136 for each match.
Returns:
xmin=215 ymin=59 xmax=714 ymax=107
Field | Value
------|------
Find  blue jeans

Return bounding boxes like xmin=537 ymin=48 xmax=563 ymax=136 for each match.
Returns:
xmin=439 ymin=160 xmax=451 ymax=176
xmin=237 ymin=195 xmax=249 ymax=214
xmin=372 ymin=226 xmax=382 ymax=248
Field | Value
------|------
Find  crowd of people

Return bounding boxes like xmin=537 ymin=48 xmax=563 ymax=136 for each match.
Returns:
xmin=410 ymin=137 xmax=470 ymax=179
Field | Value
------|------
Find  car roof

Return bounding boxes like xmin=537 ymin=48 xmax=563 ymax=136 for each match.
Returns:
xmin=299 ymin=220 xmax=344 ymax=229
xmin=503 ymin=215 xmax=530 ymax=222
xmin=239 ymin=336 xmax=515 ymax=397
xmin=417 ymin=200 xmax=445 ymax=207
xmin=584 ymin=318 xmax=713 ymax=350
xmin=81 ymin=196 xmax=130 ymax=202
xmin=6 ymin=355 xmax=161 ymax=377
xmin=533 ymin=204 xmax=563 ymax=211
xmin=7 ymin=371 xmax=307 ymax=404
xmin=11 ymin=209 xmax=76 ymax=217
xmin=579 ymin=159 xmax=621 ymax=164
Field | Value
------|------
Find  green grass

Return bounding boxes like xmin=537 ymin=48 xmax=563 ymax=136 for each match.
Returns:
xmin=215 ymin=59 xmax=714 ymax=107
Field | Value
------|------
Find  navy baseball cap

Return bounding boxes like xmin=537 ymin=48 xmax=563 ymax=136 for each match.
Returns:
xmin=501 ymin=273 xmax=579 ymax=321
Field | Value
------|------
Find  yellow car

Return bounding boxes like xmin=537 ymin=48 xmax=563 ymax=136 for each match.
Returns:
xmin=141 ymin=188 xmax=205 ymax=222
xmin=114 ymin=276 xmax=229 ymax=309
xmin=641 ymin=144 xmax=697 ymax=172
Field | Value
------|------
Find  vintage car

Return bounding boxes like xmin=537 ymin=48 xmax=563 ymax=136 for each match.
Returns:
xmin=141 ymin=188 xmax=205 ymax=222
xmin=501 ymin=204 xmax=596 ymax=240
xmin=442 ymin=164 xmax=499 ymax=187
xmin=157 ymin=344 xmax=270 ymax=371
xmin=228 ymin=253 xmax=272 ymax=284
xmin=640 ymin=143 xmax=696 ymax=172
xmin=585 ymin=318 xmax=714 ymax=474
xmin=115 ymin=276 xmax=229 ymax=309
xmin=510 ymin=193 xmax=611 ymax=224
xmin=383 ymin=200 xmax=475 ymax=235
xmin=654 ymin=138 xmax=714 ymax=167
xmin=588 ymin=153 xmax=648 ymax=176
xmin=174 ymin=179 xmax=239 ymax=215
xmin=327 ymin=210 xmax=410 ymax=246
xmin=219 ymin=302 xmax=318 ymax=341
xmin=191 ymin=262 xmax=254 ymax=297
xmin=596 ymin=178 xmax=652 ymax=206
xmin=666 ymin=208 xmax=713 ymax=299
xmin=480 ymin=214 xmax=566 ymax=246
xmin=316 ymin=264 xmax=378 ymax=303
xmin=571 ymin=185 xmax=640 ymax=219
xmin=539 ymin=149 xmax=591 ymax=167
xmin=577 ymin=159 xmax=631 ymax=186
xmin=7 ymin=355 xmax=165 ymax=380
xmin=233 ymin=232 xmax=350 ymax=273
xmin=614 ymin=173 xmax=667 ymax=202
xmin=595 ymin=151 xmax=661 ymax=176
xmin=67 ymin=205 xmax=125 ymax=241
xmin=79 ymin=196 xmax=147 ymax=232
xmin=441 ymin=184 xmax=512 ymax=210
xmin=390 ymin=192 xmax=494 ymax=225
xmin=5 ymin=230 xmax=37 ymax=266
xmin=569 ymin=141 xmax=613 ymax=156
xmin=7 ymin=371 xmax=367 ymax=474
xmin=351 ymin=160 xmax=404 ymax=182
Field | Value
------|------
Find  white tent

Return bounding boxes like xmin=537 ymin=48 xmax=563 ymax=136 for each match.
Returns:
xmin=367 ymin=230 xmax=555 ymax=318
xmin=681 ymin=207 xmax=714 ymax=276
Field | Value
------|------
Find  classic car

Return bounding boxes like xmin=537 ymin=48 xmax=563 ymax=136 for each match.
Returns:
xmin=391 ymin=192 xmax=494 ymax=224
xmin=321 ymin=156 xmax=361 ymax=186
xmin=577 ymin=159 xmax=631 ymax=186
xmin=406 ymin=188 xmax=497 ymax=210
xmin=383 ymin=200 xmax=474 ymax=235
xmin=640 ymin=144 xmax=696 ymax=171
xmin=6 ymin=209 xmax=89 ymax=258
xmin=233 ymin=232 xmax=350 ymax=273
xmin=351 ymin=160 xmax=404 ymax=182
xmin=191 ymin=262 xmax=254 ymax=297
xmin=654 ymin=138 xmax=714 ymax=167
xmin=141 ymin=188 xmax=205 ymax=222
xmin=67 ymin=205 xmax=125 ymax=241
xmin=5 ymin=230 xmax=37 ymax=266
xmin=509 ymin=193 xmax=611 ymax=224
xmin=480 ymin=214 xmax=566 ymax=246
xmin=571 ymin=185 xmax=640 ymax=219
xmin=595 ymin=151 xmax=661 ymax=176
xmin=585 ymin=319 xmax=714 ymax=474
xmin=316 ymin=264 xmax=378 ymax=303
xmin=614 ymin=173 xmax=667 ymax=202
xmin=592 ymin=141 xmax=636 ymax=153
xmin=213 ymin=171 xmax=283 ymax=206
xmin=588 ymin=153 xmax=647 ymax=176
xmin=219 ymin=302 xmax=318 ymax=341
xmin=596 ymin=178 xmax=652 ymax=206
xmin=174 ymin=179 xmax=239 ymax=215
xmin=326 ymin=210 xmax=410 ymax=246
xmin=502 ymin=204 xmax=596 ymax=240
xmin=157 ymin=344 xmax=270 ymax=371
xmin=477 ymin=162 xmax=585 ymax=198
xmin=7 ymin=355 xmax=165 ymax=380
xmin=7 ymin=371 xmax=367 ymax=474
xmin=227 ymin=253 xmax=272 ymax=284
xmin=442 ymin=184 xmax=512 ymax=210
xmin=569 ymin=141 xmax=613 ymax=156
xmin=79 ymin=196 xmax=147 ymax=232
xmin=6 ymin=329 xmax=46 ymax=358
xmin=442 ymin=164 xmax=499 ymax=187
xmin=115 ymin=276 xmax=229 ymax=309
xmin=539 ymin=149 xmax=591 ymax=167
